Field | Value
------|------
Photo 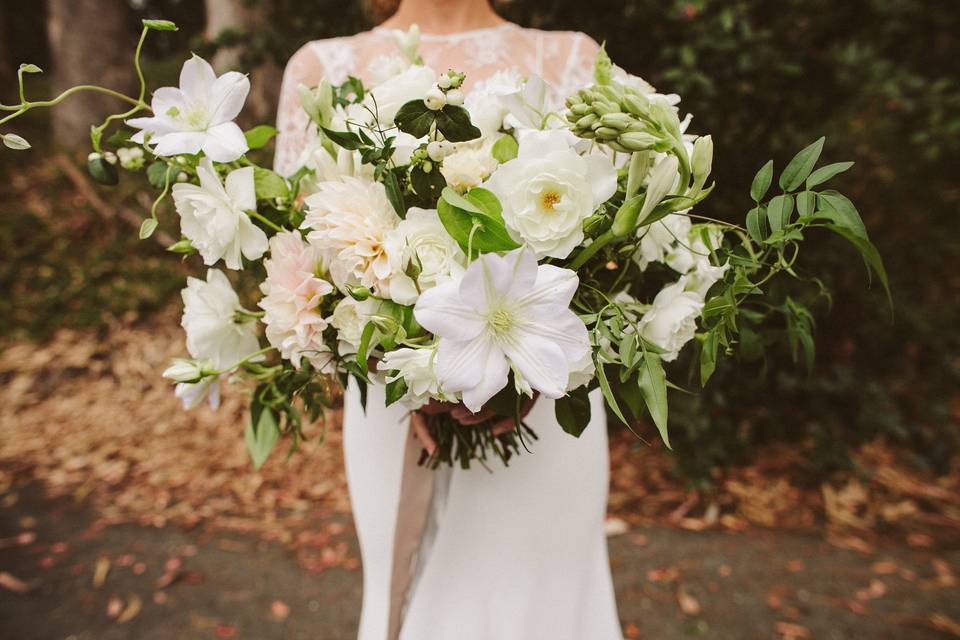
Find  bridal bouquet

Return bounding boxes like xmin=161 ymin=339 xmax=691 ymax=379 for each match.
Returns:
xmin=3 ymin=20 xmax=888 ymax=469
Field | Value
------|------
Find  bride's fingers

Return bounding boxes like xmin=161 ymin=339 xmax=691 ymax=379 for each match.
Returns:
xmin=491 ymin=417 xmax=516 ymax=436
xmin=410 ymin=412 xmax=437 ymax=455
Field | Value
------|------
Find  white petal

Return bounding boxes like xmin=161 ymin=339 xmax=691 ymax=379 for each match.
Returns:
xmin=500 ymin=328 xmax=569 ymax=399
xmin=413 ymin=281 xmax=486 ymax=341
xmin=515 ymin=308 xmax=590 ymax=364
xmin=584 ymin=154 xmax=618 ymax=205
xmin=238 ymin=215 xmax=269 ymax=262
xmin=209 ymin=71 xmax=250 ymax=123
xmin=513 ymin=263 xmax=579 ymax=309
xmin=435 ymin=336 xmax=490 ymax=394
xmin=180 ymin=55 xmax=218 ymax=97
xmin=202 ymin=122 xmax=249 ymax=162
xmin=458 ymin=248 xmax=536 ymax=311
xmin=195 ymin=157 xmax=228 ymax=197
xmin=225 ymin=166 xmax=257 ymax=211
xmin=450 ymin=338 xmax=510 ymax=412
xmin=152 ymin=131 xmax=206 ymax=157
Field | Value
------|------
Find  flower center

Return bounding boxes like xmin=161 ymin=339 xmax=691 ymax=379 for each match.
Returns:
xmin=540 ymin=190 xmax=561 ymax=211
xmin=169 ymin=103 xmax=211 ymax=130
xmin=488 ymin=308 xmax=515 ymax=334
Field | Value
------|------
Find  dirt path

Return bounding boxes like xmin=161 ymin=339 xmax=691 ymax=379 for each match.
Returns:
xmin=2 ymin=483 xmax=958 ymax=640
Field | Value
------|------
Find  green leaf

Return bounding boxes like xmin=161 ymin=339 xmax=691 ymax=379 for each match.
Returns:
xmin=491 ymin=134 xmax=518 ymax=163
xmin=806 ymin=161 xmax=854 ymax=189
xmin=142 ymin=19 xmax=178 ymax=31
xmin=146 ymin=162 xmax=171 ymax=189
xmin=139 ymin=218 xmax=158 ymax=239
xmin=244 ymin=408 xmax=279 ymax=470
xmin=394 ymin=100 xmax=435 ymax=138
xmin=385 ymin=376 xmax=408 ymax=406
xmin=244 ymin=125 xmax=278 ymax=150
xmin=595 ymin=359 xmax=630 ymax=427
xmin=2 ymin=133 xmax=31 ymax=150
xmin=437 ymin=188 xmax=520 ymax=256
xmin=746 ymin=206 xmax=764 ymax=242
xmin=253 ymin=167 xmax=289 ymax=200
xmin=766 ymin=194 xmax=793 ymax=234
xmin=750 ymin=160 xmax=773 ymax=202
xmin=638 ymin=352 xmax=669 ymax=448
xmin=166 ymin=237 xmax=196 ymax=254
xmin=555 ymin=387 xmax=592 ymax=437
xmin=87 ymin=156 xmax=118 ymax=185
xmin=435 ymin=105 xmax=482 ymax=142
xmin=700 ymin=330 xmax=719 ymax=386
xmin=356 ymin=321 xmax=379 ymax=370
xmin=818 ymin=191 xmax=867 ymax=239
xmin=383 ymin=170 xmax=406 ymax=217
xmin=410 ymin=165 xmax=446 ymax=201
xmin=19 ymin=64 xmax=42 ymax=74
xmin=824 ymin=223 xmax=892 ymax=309
xmin=320 ymin=126 xmax=363 ymax=150
xmin=796 ymin=191 xmax=816 ymax=217
xmin=779 ymin=137 xmax=825 ymax=192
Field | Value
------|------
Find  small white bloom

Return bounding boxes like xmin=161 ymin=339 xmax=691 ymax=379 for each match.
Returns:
xmin=424 ymin=86 xmax=446 ymax=111
xmin=384 ymin=207 xmax=466 ymax=305
xmin=634 ymin=214 xmax=693 ymax=271
xmin=414 ymin=248 xmax=590 ymax=412
xmin=171 ymin=157 xmax=268 ymax=270
xmin=439 ymin=140 xmax=498 ymax=192
xmin=666 ymin=225 xmax=729 ymax=296
xmin=117 ymin=146 xmax=145 ymax=170
xmin=302 ymin=177 xmax=402 ymax=295
xmin=426 ymin=141 xmax=446 ymax=162
xmin=181 ymin=269 xmax=261 ymax=370
xmin=437 ymin=75 xmax=452 ymax=90
xmin=377 ymin=347 xmax=452 ymax=409
xmin=258 ymin=231 xmax=335 ymax=370
xmin=638 ymin=281 xmax=704 ymax=362
xmin=367 ymin=65 xmax=437 ymax=125
xmin=174 ymin=376 xmax=221 ymax=410
xmin=127 ymin=55 xmax=250 ymax=162
xmin=329 ymin=296 xmax=380 ymax=354
xmin=485 ymin=130 xmax=616 ymax=259
xmin=392 ymin=24 xmax=421 ymax=62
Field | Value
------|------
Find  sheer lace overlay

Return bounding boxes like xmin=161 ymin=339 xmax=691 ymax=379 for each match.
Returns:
xmin=274 ymin=24 xmax=600 ymax=175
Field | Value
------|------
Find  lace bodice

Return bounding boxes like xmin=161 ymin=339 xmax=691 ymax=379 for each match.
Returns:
xmin=274 ymin=23 xmax=600 ymax=175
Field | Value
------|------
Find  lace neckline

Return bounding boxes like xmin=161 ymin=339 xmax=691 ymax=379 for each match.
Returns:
xmin=371 ymin=23 xmax=516 ymax=41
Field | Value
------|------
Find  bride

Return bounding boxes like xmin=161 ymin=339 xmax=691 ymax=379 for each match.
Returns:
xmin=274 ymin=1 xmax=623 ymax=638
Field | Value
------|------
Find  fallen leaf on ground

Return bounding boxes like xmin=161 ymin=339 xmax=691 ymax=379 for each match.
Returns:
xmin=624 ymin=623 xmax=642 ymax=638
xmin=92 ymin=556 xmax=111 ymax=588
xmin=775 ymin=621 xmax=810 ymax=639
xmin=677 ymin=588 xmax=701 ymax=615
xmin=931 ymin=613 xmax=960 ymax=637
xmin=117 ymin=594 xmax=142 ymax=623
xmin=0 ymin=572 xmax=32 ymax=593
xmin=271 ymin=599 xmax=291 ymax=620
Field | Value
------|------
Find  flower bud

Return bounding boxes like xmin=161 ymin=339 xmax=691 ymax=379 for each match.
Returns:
xmin=570 ymin=103 xmax=591 ymax=117
xmin=424 ymin=87 xmax=446 ymax=111
xmin=617 ymin=131 xmax=658 ymax=151
xmin=594 ymin=126 xmax=621 ymax=139
xmin=575 ymin=113 xmax=598 ymax=130
xmin=622 ymin=94 xmax=650 ymax=117
xmin=599 ymin=113 xmax=634 ymax=130
xmin=691 ymin=135 xmax=713 ymax=183
xmin=445 ymin=88 xmax=464 ymax=106
xmin=163 ymin=358 xmax=213 ymax=383
xmin=347 ymin=284 xmax=372 ymax=301
xmin=592 ymin=101 xmax=619 ymax=116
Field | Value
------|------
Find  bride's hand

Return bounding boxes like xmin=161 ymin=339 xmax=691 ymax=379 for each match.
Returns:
xmin=411 ymin=395 xmax=538 ymax=455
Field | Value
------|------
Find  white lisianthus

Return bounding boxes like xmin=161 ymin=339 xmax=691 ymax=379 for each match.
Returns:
xmin=439 ymin=140 xmax=499 ymax=192
xmin=392 ymin=24 xmax=421 ymax=62
xmin=329 ymin=296 xmax=380 ymax=354
xmin=501 ymin=74 xmax=550 ymax=130
xmin=414 ymin=248 xmax=590 ymax=412
xmin=302 ymin=177 xmax=402 ymax=295
xmin=127 ymin=55 xmax=250 ymax=162
xmin=258 ymin=231 xmax=335 ymax=370
xmin=181 ymin=269 xmax=261 ymax=370
xmin=368 ymin=54 xmax=410 ymax=85
xmin=384 ymin=207 xmax=466 ymax=305
xmin=366 ymin=64 xmax=436 ymax=125
xmin=638 ymin=281 xmax=704 ymax=362
xmin=174 ymin=375 xmax=221 ymax=410
xmin=162 ymin=357 xmax=213 ymax=383
xmin=464 ymin=69 xmax=523 ymax=137
xmin=377 ymin=347 xmax=452 ymax=409
xmin=634 ymin=214 xmax=693 ymax=270
xmin=485 ymin=130 xmax=617 ymax=259
xmin=171 ymin=158 xmax=268 ymax=270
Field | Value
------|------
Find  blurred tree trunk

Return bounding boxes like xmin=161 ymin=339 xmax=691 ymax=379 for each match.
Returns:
xmin=204 ymin=0 xmax=282 ymax=124
xmin=47 ymin=0 xmax=134 ymax=147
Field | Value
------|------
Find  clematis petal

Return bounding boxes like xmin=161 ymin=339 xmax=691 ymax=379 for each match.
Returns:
xmin=180 ymin=55 xmax=218 ymax=98
xmin=225 ymin=166 xmax=257 ymax=211
xmin=455 ymin=338 xmax=511 ymax=412
xmin=513 ymin=263 xmax=579 ymax=309
xmin=202 ymin=122 xmax=249 ymax=162
xmin=209 ymin=71 xmax=250 ymax=123
xmin=152 ymin=131 xmax=206 ymax=157
xmin=457 ymin=247 xmax=537 ymax=311
xmin=499 ymin=328 xmax=569 ymax=399
xmin=413 ymin=281 xmax=486 ymax=341
xmin=515 ymin=308 xmax=590 ymax=364
xmin=435 ymin=335 xmax=489 ymax=393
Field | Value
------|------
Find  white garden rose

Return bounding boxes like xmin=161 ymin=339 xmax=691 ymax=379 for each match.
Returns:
xmin=302 ymin=177 xmax=402 ymax=295
xmin=485 ymin=130 xmax=616 ymax=259
xmin=181 ymin=269 xmax=261 ymax=370
xmin=377 ymin=347 xmax=452 ymax=409
xmin=258 ymin=231 xmax=335 ymax=370
xmin=366 ymin=64 xmax=436 ymax=125
xmin=384 ymin=207 xmax=466 ymax=305
xmin=172 ymin=158 xmax=268 ymax=270
xmin=439 ymin=140 xmax=499 ymax=192
xmin=638 ymin=281 xmax=704 ymax=362
xmin=329 ymin=296 xmax=380 ymax=355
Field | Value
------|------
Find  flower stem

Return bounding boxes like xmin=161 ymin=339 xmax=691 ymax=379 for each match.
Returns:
xmin=247 ymin=209 xmax=285 ymax=233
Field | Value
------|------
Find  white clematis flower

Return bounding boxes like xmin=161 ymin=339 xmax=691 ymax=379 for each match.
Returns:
xmin=181 ymin=269 xmax=262 ymax=370
xmin=414 ymin=247 xmax=590 ymax=412
xmin=172 ymin=158 xmax=268 ymax=270
xmin=485 ymin=130 xmax=617 ymax=259
xmin=127 ymin=55 xmax=250 ymax=162
xmin=638 ymin=281 xmax=704 ymax=362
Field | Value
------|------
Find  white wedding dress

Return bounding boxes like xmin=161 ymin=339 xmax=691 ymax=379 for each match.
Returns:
xmin=275 ymin=24 xmax=622 ymax=640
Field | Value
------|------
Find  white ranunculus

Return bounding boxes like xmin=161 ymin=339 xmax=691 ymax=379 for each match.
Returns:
xmin=634 ymin=214 xmax=693 ymax=270
xmin=127 ymin=55 xmax=250 ymax=162
xmin=384 ymin=208 xmax=466 ymax=305
xmin=414 ymin=248 xmax=590 ymax=412
xmin=258 ymin=231 xmax=335 ymax=370
xmin=377 ymin=347 xmax=452 ymax=409
xmin=329 ymin=296 xmax=380 ymax=355
xmin=465 ymin=69 xmax=523 ymax=137
xmin=366 ymin=64 xmax=436 ymax=125
xmin=638 ymin=281 xmax=704 ymax=362
xmin=302 ymin=177 xmax=402 ymax=295
xmin=172 ymin=158 xmax=267 ymax=270
xmin=181 ymin=269 xmax=261 ymax=370
xmin=439 ymin=140 xmax=499 ymax=192
xmin=485 ymin=130 xmax=616 ymax=259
